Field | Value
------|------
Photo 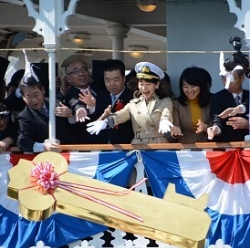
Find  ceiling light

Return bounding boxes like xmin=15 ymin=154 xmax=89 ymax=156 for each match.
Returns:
xmin=76 ymin=49 xmax=95 ymax=57
xmin=70 ymin=32 xmax=91 ymax=45
xmin=136 ymin=0 xmax=158 ymax=12
xmin=129 ymin=45 xmax=148 ymax=59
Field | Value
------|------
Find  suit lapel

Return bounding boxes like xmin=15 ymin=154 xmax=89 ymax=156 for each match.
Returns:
xmin=222 ymin=89 xmax=236 ymax=107
xmin=28 ymin=106 xmax=48 ymax=123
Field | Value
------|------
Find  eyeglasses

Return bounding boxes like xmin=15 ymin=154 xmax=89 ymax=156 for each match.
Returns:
xmin=67 ymin=67 xmax=88 ymax=76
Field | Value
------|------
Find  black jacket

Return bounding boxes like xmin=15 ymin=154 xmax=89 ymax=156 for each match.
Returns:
xmin=210 ymin=89 xmax=249 ymax=142
xmin=63 ymin=86 xmax=97 ymax=144
xmin=16 ymin=101 xmax=71 ymax=152
xmin=91 ymin=87 xmax=134 ymax=144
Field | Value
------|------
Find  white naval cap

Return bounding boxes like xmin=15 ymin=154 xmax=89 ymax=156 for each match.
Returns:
xmin=135 ymin=62 xmax=164 ymax=81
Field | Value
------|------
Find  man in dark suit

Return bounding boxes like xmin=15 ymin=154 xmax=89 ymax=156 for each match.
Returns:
xmin=208 ymin=67 xmax=249 ymax=142
xmin=16 ymin=68 xmax=71 ymax=153
xmin=85 ymin=59 xmax=134 ymax=144
xmin=63 ymin=59 xmax=96 ymax=144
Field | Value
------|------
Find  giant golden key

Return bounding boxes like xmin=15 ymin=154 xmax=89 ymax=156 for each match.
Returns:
xmin=8 ymin=152 xmax=211 ymax=248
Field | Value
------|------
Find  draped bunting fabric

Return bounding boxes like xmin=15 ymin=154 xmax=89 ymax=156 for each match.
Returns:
xmin=142 ymin=149 xmax=250 ymax=248
xmin=1 ymin=150 xmax=250 ymax=248
xmin=0 ymin=151 xmax=137 ymax=248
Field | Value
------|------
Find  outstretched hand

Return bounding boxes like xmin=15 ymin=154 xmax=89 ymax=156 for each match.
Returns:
xmin=226 ymin=117 xmax=249 ymax=129
xmin=79 ymin=89 xmax=96 ymax=107
xmin=158 ymin=119 xmax=173 ymax=134
xmin=86 ymin=120 xmax=107 ymax=135
xmin=98 ymin=105 xmax=112 ymax=120
xmin=55 ymin=102 xmax=73 ymax=118
xmin=219 ymin=106 xmax=243 ymax=119
xmin=75 ymin=107 xmax=90 ymax=122
xmin=196 ymin=119 xmax=207 ymax=134
xmin=171 ymin=126 xmax=183 ymax=137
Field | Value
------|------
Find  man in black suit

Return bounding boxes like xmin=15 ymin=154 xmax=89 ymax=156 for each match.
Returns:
xmin=63 ymin=60 xmax=96 ymax=144
xmin=208 ymin=67 xmax=249 ymax=142
xmin=16 ymin=69 xmax=71 ymax=153
xmin=85 ymin=59 xmax=134 ymax=144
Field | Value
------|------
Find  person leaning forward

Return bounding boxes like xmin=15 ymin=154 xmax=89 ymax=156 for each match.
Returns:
xmin=83 ymin=59 xmax=134 ymax=144
xmin=16 ymin=63 xmax=71 ymax=153
xmin=86 ymin=62 xmax=173 ymax=144
xmin=63 ymin=59 xmax=97 ymax=144
xmin=208 ymin=66 xmax=249 ymax=141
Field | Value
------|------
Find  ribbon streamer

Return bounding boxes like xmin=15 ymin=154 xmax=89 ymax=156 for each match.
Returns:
xmin=21 ymin=162 xmax=146 ymax=222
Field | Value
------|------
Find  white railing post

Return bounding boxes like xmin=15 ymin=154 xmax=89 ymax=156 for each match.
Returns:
xmin=22 ymin=0 xmax=78 ymax=140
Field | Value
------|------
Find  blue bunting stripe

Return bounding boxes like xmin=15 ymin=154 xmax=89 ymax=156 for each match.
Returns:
xmin=2 ymin=150 xmax=250 ymax=248
xmin=141 ymin=150 xmax=250 ymax=248
xmin=0 ymin=151 xmax=136 ymax=248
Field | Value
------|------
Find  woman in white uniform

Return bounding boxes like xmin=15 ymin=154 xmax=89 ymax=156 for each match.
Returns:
xmin=87 ymin=62 xmax=173 ymax=144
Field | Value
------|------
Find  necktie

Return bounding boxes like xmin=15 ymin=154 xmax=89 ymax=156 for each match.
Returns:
xmin=40 ymin=107 xmax=49 ymax=118
xmin=235 ymin=95 xmax=240 ymax=105
xmin=112 ymin=95 xmax=117 ymax=106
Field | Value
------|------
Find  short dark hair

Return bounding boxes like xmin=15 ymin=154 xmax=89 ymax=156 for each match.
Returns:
xmin=103 ymin=59 xmax=125 ymax=77
xmin=177 ymin=66 xmax=211 ymax=107
xmin=19 ymin=78 xmax=43 ymax=96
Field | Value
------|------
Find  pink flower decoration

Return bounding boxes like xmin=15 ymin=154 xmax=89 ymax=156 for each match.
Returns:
xmin=30 ymin=162 xmax=60 ymax=195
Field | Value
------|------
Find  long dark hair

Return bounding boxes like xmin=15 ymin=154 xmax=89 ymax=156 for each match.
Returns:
xmin=177 ymin=66 xmax=211 ymax=107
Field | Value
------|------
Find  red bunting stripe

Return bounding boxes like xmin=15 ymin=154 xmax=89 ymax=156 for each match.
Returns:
xmin=207 ymin=150 xmax=250 ymax=184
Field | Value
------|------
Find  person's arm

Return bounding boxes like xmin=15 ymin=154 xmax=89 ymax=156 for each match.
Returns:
xmin=32 ymin=142 xmax=45 ymax=153
xmin=98 ymin=105 xmax=112 ymax=120
xmin=219 ymin=105 xmax=247 ymax=119
xmin=160 ymin=97 xmax=173 ymax=122
xmin=226 ymin=116 xmax=249 ymax=130
xmin=0 ymin=137 xmax=13 ymax=151
xmin=79 ymin=89 xmax=96 ymax=114
xmin=86 ymin=102 xmax=131 ymax=135
xmin=17 ymin=116 xmax=62 ymax=153
xmin=170 ymin=99 xmax=183 ymax=138
xmin=66 ymin=89 xmax=91 ymax=122
xmin=207 ymin=94 xmax=226 ymax=140
xmin=16 ymin=117 xmax=37 ymax=152
xmin=111 ymin=102 xmax=131 ymax=126
xmin=158 ymin=97 xmax=174 ymax=134
xmin=210 ymin=93 xmax=224 ymax=133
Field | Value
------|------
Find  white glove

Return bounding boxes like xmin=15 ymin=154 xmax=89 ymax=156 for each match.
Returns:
xmin=158 ymin=119 xmax=173 ymax=134
xmin=86 ymin=120 xmax=107 ymax=135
